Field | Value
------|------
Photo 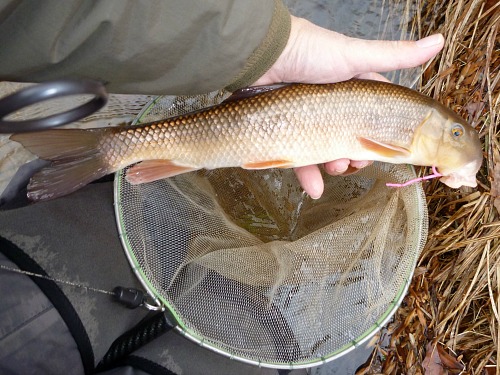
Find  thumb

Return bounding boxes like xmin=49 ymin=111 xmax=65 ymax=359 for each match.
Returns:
xmin=344 ymin=34 xmax=444 ymax=76
xmin=254 ymin=16 xmax=444 ymax=86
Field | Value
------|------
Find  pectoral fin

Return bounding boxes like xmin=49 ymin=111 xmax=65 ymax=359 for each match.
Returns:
xmin=242 ymin=160 xmax=293 ymax=169
xmin=126 ymin=160 xmax=198 ymax=184
xmin=358 ymin=137 xmax=411 ymax=158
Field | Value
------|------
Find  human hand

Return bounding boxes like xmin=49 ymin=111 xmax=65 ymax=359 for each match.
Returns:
xmin=254 ymin=16 xmax=444 ymax=199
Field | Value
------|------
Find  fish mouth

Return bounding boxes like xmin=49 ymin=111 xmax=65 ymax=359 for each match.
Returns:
xmin=438 ymin=159 xmax=481 ymax=188
xmin=439 ymin=160 xmax=482 ymax=189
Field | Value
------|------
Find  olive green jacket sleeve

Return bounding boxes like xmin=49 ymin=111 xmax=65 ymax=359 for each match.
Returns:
xmin=0 ymin=0 xmax=290 ymax=95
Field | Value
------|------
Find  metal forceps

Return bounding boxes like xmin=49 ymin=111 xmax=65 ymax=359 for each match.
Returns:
xmin=0 ymin=80 xmax=108 ymax=133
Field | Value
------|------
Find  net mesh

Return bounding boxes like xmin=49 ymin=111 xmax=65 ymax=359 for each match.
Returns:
xmin=115 ymin=95 xmax=428 ymax=366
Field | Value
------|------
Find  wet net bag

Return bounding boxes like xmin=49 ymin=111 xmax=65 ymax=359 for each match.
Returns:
xmin=114 ymin=95 xmax=428 ymax=369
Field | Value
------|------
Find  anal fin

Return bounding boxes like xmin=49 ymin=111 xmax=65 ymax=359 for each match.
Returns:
xmin=125 ymin=160 xmax=198 ymax=185
xmin=242 ymin=160 xmax=293 ymax=169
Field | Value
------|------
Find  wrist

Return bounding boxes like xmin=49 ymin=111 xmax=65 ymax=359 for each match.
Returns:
xmin=253 ymin=15 xmax=305 ymax=85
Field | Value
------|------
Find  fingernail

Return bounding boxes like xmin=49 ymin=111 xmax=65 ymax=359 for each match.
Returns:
xmin=307 ymin=185 xmax=323 ymax=200
xmin=353 ymin=160 xmax=371 ymax=169
xmin=415 ymin=34 xmax=443 ymax=48
xmin=334 ymin=165 xmax=348 ymax=174
xmin=332 ymin=161 xmax=349 ymax=174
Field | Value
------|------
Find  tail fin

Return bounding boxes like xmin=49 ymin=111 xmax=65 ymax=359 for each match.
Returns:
xmin=10 ymin=129 xmax=112 ymax=201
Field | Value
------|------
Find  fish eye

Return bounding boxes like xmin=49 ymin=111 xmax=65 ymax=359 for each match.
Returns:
xmin=451 ymin=123 xmax=464 ymax=138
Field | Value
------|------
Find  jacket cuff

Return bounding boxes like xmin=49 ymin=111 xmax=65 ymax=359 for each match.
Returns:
xmin=224 ymin=0 xmax=291 ymax=92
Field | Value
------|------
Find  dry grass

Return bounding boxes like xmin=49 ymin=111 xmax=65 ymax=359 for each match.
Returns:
xmin=360 ymin=0 xmax=500 ymax=374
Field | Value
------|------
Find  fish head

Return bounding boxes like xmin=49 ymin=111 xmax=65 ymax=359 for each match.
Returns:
xmin=412 ymin=107 xmax=482 ymax=188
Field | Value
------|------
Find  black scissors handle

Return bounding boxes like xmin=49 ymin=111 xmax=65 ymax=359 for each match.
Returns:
xmin=0 ymin=79 xmax=108 ymax=133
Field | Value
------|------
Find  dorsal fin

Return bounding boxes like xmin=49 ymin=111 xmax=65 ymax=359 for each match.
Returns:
xmin=223 ymin=84 xmax=291 ymax=103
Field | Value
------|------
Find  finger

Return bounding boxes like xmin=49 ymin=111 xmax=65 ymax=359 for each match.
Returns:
xmin=338 ymin=165 xmax=360 ymax=176
xmin=323 ymin=158 xmax=350 ymax=175
xmin=339 ymin=161 xmax=374 ymax=176
xmin=294 ymin=165 xmax=324 ymax=199
xmin=346 ymin=34 xmax=444 ymax=76
xmin=349 ymin=160 xmax=373 ymax=169
xmin=324 ymin=159 xmax=373 ymax=176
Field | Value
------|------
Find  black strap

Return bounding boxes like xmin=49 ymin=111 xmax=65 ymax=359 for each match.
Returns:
xmin=0 ymin=236 xmax=95 ymax=374
xmin=95 ymin=310 xmax=176 ymax=373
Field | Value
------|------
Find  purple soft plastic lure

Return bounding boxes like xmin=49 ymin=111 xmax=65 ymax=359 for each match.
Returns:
xmin=386 ymin=166 xmax=443 ymax=188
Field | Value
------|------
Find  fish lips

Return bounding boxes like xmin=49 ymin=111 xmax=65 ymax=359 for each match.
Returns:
xmin=438 ymin=159 xmax=482 ymax=188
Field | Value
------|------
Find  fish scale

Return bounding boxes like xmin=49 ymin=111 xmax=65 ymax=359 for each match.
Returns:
xmin=10 ymin=79 xmax=482 ymax=201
